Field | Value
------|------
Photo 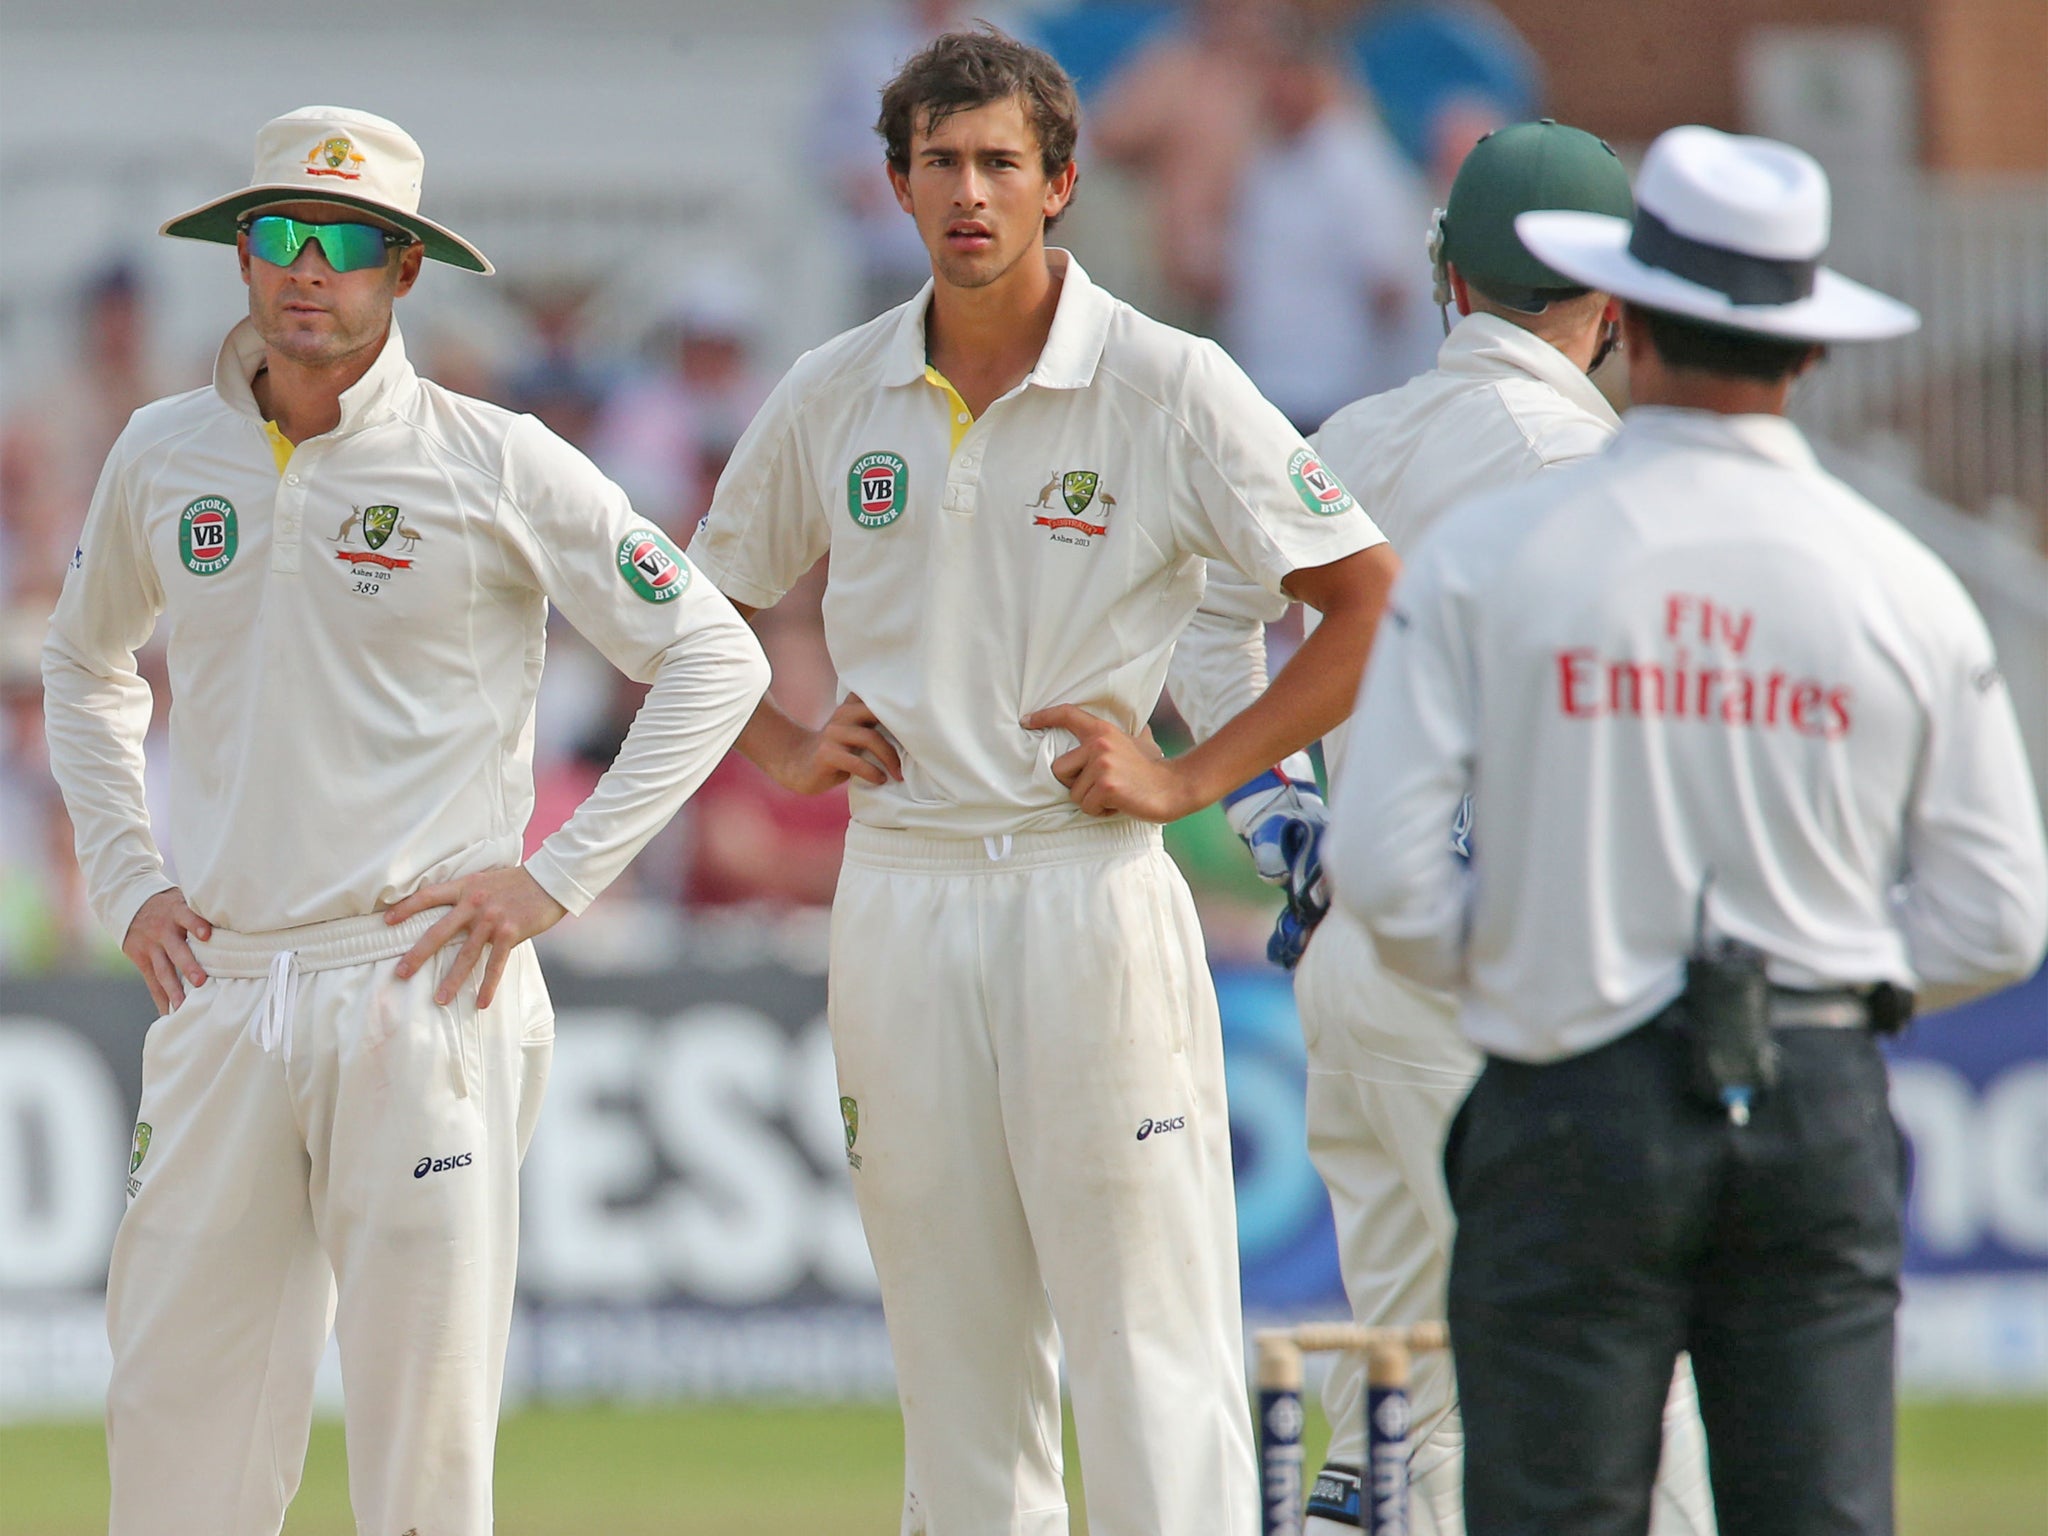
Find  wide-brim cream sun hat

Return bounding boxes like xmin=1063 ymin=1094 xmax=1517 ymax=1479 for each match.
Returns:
xmin=161 ymin=105 xmax=491 ymax=275
xmin=1515 ymin=125 xmax=1916 ymax=343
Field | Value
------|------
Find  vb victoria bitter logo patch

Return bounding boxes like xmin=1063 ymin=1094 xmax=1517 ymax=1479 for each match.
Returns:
xmin=179 ymin=497 xmax=239 ymax=575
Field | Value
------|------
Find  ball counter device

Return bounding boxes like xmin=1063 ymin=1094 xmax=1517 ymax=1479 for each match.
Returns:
xmin=1255 ymin=1322 xmax=1451 ymax=1536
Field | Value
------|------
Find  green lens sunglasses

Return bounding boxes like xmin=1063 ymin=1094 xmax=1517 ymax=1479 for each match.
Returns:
xmin=240 ymin=214 xmax=412 ymax=273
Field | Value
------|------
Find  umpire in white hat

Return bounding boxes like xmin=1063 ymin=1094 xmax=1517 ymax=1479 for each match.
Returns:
xmin=1328 ymin=124 xmax=2048 ymax=1535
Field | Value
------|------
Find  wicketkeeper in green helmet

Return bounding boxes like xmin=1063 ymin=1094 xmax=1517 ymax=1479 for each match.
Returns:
xmin=1166 ymin=118 xmax=1721 ymax=1534
xmin=1428 ymin=117 xmax=1638 ymax=364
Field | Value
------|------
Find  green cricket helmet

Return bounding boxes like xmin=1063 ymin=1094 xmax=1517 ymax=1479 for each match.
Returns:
xmin=1437 ymin=119 xmax=1634 ymax=313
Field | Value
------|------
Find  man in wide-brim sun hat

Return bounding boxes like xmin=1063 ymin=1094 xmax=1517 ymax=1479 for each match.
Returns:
xmin=44 ymin=104 xmax=770 ymax=1535
xmin=1328 ymin=123 xmax=2047 ymax=1536
xmin=158 ymin=105 xmax=493 ymax=272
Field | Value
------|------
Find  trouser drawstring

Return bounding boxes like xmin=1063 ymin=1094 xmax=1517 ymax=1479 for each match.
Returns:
xmin=252 ymin=950 xmax=300 ymax=1062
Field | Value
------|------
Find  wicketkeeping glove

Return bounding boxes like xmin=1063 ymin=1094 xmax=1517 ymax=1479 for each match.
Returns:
xmin=1222 ymin=765 xmax=1330 ymax=972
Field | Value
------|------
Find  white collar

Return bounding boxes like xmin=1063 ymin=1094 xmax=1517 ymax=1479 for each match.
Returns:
xmin=1615 ymin=405 xmax=1819 ymax=473
xmin=1436 ymin=312 xmax=1619 ymax=427
xmin=882 ymin=248 xmax=1113 ymax=393
xmin=213 ymin=317 xmax=417 ymax=436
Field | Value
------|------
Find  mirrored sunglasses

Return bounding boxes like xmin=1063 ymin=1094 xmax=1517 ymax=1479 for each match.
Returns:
xmin=241 ymin=214 xmax=411 ymax=273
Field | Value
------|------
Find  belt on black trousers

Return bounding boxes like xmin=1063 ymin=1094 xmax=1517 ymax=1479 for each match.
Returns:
xmin=1441 ymin=1006 xmax=1908 ymax=1536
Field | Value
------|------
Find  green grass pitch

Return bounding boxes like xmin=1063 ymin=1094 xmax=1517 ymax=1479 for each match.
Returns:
xmin=3 ymin=1398 xmax=2042 ymax=1533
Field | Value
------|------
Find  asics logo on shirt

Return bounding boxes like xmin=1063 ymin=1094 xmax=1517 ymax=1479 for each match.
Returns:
xmin=413 ymin=1152 xmax=473 ymax=1178
xmin=1135 ymin=1115 xmax=1186 ymax=1141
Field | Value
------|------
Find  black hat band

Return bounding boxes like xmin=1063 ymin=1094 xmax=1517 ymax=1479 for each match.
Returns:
xmin=1628 ymin=208 xmax=1818 ymax=306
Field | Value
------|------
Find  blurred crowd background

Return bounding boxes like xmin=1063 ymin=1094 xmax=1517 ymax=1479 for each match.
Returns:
xmin=1 ymin=0 xmax=2043 ymax=976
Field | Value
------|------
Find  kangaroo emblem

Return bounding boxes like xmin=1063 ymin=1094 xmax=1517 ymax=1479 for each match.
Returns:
xmin=1031 ymin=472 xmax=1061 ymax=508
xmin=331 ymin=511 xmax=360 ymax=542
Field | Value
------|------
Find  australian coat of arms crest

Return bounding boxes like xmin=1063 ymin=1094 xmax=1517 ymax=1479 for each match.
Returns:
xmin=332 ymin=504 xmax=420 ymax=575
xmin=1031 ymin=469 xmax=1118 ymax=541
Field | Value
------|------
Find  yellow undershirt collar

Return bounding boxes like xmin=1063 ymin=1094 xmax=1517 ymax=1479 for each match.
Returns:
xmin=261 ymin=419 xmax=294 ymax=476
xmin=924 ymin=365 xmax=975 ymax=454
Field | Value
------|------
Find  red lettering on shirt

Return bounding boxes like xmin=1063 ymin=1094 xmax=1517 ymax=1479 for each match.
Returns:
xmin=1558 ymin=649 xmax=1601 ymax=717
xmin=1696 ymin=668 xmax=1722 ymax=718
xmin=1663 ymin=594 xmax=1696 ymax=643
xmin=1789 ymin=681 xmax=1825 ymax=734
xmin=1663 ymin=592 xmax=1755 ymax=656
xmin=1609 ymin=659 xmax=1665 ymax=715
xmin=1828 ymin=688 xmax=1853 ymax=737
xmin=1719 ymin=608 xmax=1754 ymax=656
xmin=1721 ymin=674 xmax=1757 ymax=725
xmin=1556 ymin=645 xmax=1852 ymax=738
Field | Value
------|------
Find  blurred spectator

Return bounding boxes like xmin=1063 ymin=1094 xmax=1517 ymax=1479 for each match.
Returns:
xmin=6 ymin=263 xmax=173 ymax=597
xmin=0 ymin=418 xmax=63 ymax=603
xmin=1221 ymin=12 xmax=1440 ymax=432
xmin=1425 ymin=92 xmax=1512 ymax=194
xmin=811 ymin=0 xmax=1018 ymax=320
xmin=1 ymin=265 xmax=182 ymax=971
xmin=503 ymin=283 xmax=612 ymax=447
xmin=0 ymin=602 xmax=95 ymax=969
xmin=413 ymin=329 xmax=508 ymax=409
xmin=589 ymin=265 xmax=773 ymax=534
xmin=1351 ymin=0 xmax=1541 ymax=189
xmin=1090 ymin=0 xmax=1279 ymax=331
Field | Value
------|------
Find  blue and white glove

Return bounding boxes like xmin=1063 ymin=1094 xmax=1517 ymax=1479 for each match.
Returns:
xmin=1222 ymin=761 xmax=1329 ymax=971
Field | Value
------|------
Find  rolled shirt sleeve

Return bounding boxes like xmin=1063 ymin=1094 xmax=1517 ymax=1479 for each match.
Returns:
xmin=492 ymin=417 xmax=770 ymax=915
xmin=41 ymin=425 xmax=177 ymax=942
xmin=1327 ymin=546 xmax=1477 ymax=990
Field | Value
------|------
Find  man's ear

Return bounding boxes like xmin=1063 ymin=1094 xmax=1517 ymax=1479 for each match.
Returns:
xmin=1447 ymin=264 xmax=1473 ymax=318
xmin=392 ymin=243 xmax=425 ymax=298
xmin=236 ymin=234 xmax=253 ymax=289
xmin=888 ymin=163 xmax=915 ymax=219
xmin=1042 ymin=160 xmax=1079 ymax=221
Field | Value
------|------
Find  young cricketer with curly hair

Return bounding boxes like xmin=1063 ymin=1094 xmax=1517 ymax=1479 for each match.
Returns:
xmin=690 ymin=28 xmax=1399 ymax=1535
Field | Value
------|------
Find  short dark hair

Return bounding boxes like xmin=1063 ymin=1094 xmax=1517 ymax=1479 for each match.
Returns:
xmin=1634 ymin=305 xmax=1822 ymax=383
xmin=877 ymin=26 xmax=1081 ymax=183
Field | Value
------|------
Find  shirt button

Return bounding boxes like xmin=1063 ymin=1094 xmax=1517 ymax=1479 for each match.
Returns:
xmin=286 ymin=474 xmax=301 ymax=484
xmin=956 ymin=413 xmax=969 ymax=425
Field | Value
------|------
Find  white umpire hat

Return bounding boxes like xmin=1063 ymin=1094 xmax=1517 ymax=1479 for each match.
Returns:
xmin=1515 ymin=125 xmax=1918 ymax=343
xmin=161 ymin=106 xmax=492 ymax=274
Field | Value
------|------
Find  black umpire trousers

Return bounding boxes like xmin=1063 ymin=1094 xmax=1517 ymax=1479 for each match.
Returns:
xmin=1444 ymin=1018 xmax=1908 ymax=1536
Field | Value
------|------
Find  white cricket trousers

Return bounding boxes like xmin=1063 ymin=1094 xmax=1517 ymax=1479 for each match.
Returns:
xmin=1294 ymin=910 xmax=1715 ymax=1536
xmin=105 ymin=909 xmax=554 ymax=1536
xmin=830 ymin=821 xmax=1259 ymax=1536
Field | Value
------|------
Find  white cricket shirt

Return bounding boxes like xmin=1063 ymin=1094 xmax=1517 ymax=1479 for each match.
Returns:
xmin=1168 ymin=313 xmax=1617 ymax=771
xmin=1329 ymin=407 xmax=2048 ymax=1062
xmin=690 ymin=251 xmax=1386 ymax=837
xmin=1315 ymin=312 xmax=1618 ymax=556
xmin=43 ymin=320 xmax=770 ymax=940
